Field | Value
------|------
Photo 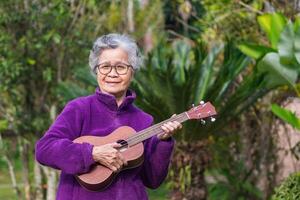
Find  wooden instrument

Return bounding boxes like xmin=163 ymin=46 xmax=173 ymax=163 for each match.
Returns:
xmin=73 ymin=101 xmax=217 ymax=191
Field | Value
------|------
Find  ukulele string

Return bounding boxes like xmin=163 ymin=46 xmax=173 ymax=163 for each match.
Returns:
xmin=127 ymin=114 xmax=186 ymax=146
xmin=117 ymin=114 xmax=186 ymax=149
xmin=119 ymin=113 xmax=187 ymax=148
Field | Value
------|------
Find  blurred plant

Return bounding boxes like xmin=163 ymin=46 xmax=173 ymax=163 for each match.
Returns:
xmin=238 ymin=13 xmax=300 ymax=94
xmin=207 ymin=162 xmax=263 ymax=200
xmin=271 ymin=104 xmax=300 ymax=131
xmin=271 ymin=102 xmax=300 ymax=163
xmin=199 ymin=0 xmax=264 ymax=43
xmin=271 ymin=172 xmax=300 ymax=200
xmin=162 ymin=0 xmax=204 ymax=39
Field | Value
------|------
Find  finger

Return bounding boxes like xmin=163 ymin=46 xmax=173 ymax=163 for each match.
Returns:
xmin=171 ymin=114 xmax=177 ymax=118
xmin=110 ymin=158 xmax=121 ymax=170
xmin=170 ymin=121 xmax=182 ymax=130
xmin=108 ymin=164 xmax=118 ymax=172
xmin=168 ymin=122 xmax=177 ymax=130
xmin=119 ymin=153 xmax=128 ymax=166
xmin=157 ymin=133 xmax=165 ymax=139
xmin=174 ymin=121 xmax=183 ymax=129
xmin=115 ymin=153 xmax=124 ymax=167
xmin=165 ymin=122 xmax=175 ymax=131
xmin=114 ymin=162 xmax=122 ymax=170
xmin=161 ymin=125 xmax=170 ymax=133
xmin=158 ymin=133 xmax=170 ymax=140
xmin=111 ymin=143 xmax=122 ymax=148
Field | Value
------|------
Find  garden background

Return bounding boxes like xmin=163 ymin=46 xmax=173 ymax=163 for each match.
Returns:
xmin=1 ymin=0 xmax=300 ymax=199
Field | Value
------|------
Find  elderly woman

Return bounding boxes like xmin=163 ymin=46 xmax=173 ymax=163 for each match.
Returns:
xmin=35 ymin=33 xmax=182 ymax=200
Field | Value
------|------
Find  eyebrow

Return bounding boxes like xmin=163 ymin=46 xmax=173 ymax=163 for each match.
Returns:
xmin=98 ymin=61 xmax=130 ymax=65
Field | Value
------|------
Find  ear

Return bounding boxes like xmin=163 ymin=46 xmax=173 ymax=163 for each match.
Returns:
xmin=130 ymin=69 xmax=135 ymax=81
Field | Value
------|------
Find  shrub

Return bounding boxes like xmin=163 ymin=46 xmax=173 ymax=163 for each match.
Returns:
xmin=272 ymin=172 xmax=300 ymax=200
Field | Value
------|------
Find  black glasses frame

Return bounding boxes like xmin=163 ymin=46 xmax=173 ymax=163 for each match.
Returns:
xmin=96 ymin=63 xmax=133 ymax=75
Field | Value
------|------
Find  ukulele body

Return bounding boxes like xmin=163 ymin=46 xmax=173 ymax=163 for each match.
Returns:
xmin=73 ymin=126 xmax=144 ymax=191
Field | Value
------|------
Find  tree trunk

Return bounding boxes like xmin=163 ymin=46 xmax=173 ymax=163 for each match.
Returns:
xmin=127 ymin=0 xmax=135 ymax=33
xmin=3 ymin=155 xmax=22 ymax=198
xmin=0 ymin=133 xmax=22 ymax=198
xmin=41 ymin=104 xmax=58 ymax=200
xmin=42 ymin=166 xmax=58 ymax=200
xmin=34 ymin=160 xmax=44 ymax=200
xmin=19 ymin=136 xmax=32 ymax=200
xmin=170 ymin=140 xmax=210 ymax=200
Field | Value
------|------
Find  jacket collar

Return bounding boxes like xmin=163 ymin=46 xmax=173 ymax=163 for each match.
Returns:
xmin=95 ymin=87 xmax=136 ymax=111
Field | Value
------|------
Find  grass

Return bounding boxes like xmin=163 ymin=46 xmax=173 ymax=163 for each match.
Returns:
xmin=148 ymin=183 xmax=170 ymax=200
xmin=0 ymin=168 xmax=21 ymax=200
xmin=0 ymin=167 xmax=170 ymax=200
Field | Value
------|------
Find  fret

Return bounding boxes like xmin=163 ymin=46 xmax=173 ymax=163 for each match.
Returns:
xmin=126 ymin=112 xmax=189 ymax=146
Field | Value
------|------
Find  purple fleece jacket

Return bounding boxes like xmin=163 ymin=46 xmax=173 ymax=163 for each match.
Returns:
xmin=35 ymin=87 xmax=174 ymax=200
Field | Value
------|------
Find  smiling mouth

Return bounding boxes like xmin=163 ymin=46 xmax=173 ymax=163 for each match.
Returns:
xmin=105 ymin=82 xmax=120 ymax=85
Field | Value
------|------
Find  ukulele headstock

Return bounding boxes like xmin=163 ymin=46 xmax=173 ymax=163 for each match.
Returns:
xmin=186 ymin=101 xmax=217 ymax=124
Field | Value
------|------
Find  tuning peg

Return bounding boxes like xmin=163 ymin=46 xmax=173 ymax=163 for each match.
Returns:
xmin=200 ymin=101 xmax=205 ymax=105
xmin=192 ymin=104 xmax=195 ymax=107
xmin=200 ymin=119 xmax=206 ymax=125
xmin=210 ymin=117 xmax=216 ymax=122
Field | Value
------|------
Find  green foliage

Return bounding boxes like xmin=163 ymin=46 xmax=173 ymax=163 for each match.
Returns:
xmin=130 ymin=33 xmax=298 ymax=140
xmin=239 ymin=13 xmax=300 ymax=96
xmin=0 ymin=120 xmax=8 ymax=132
xmin=238 ymin=43 xmax=275 ymax=60
xmin=257 ymin=52 xmax=298 ymax=88
xmin=208 ymin=166 xmax=263 ymax=200
xmin=207 ymin=133 xmax=264 ymax=200
xmin=271 ymin=104 xmax=300 ymax=130
xmin=272 ymin=173 xmax=300 ymax=200
xmin=200 ymin=0 xmax=263 ymax=42
xmin=257 ymin=13 xmax=287 ymax=48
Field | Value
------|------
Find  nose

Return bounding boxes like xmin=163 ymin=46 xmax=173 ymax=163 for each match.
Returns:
xmin=107 ymin=66 xmax=118 ymax=77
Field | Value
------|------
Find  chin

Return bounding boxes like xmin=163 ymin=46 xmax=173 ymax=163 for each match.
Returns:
xmin=104 ymin=88 xmax=125 ymax=96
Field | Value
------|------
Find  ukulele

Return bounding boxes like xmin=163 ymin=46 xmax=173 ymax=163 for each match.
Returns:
xmin=73 ymin=101 xmax=217 ymax=191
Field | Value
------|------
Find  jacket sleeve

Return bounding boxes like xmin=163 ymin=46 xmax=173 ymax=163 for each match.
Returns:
xmin=35 ymin=100 xmax=95 ymax=175
xmin=140 ymin=117 xmax=175 ymax=189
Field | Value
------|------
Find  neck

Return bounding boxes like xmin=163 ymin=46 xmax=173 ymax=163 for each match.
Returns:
xmin=123 ymin=112 xmax=189 ymax=147
xmin=115 ymin=92 xmax=126 ymax=107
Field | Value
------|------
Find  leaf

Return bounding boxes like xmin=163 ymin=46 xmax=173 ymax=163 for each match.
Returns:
xmin=57 ymin=82 xmax=90 ymax=102
xmin=278 ymin=22 xmax=297 ymax=65
xmin=257 ymin=13 xmax=287 ymax=48
xmin=74 ymin=67 xmax=98 ymax=87
xmin=271 ymin=104 xmax=300 ymax=130
xmin=172 ymin=40 xmax=192 ymax=85
xmin=53 ymin=33 xmax=61 ymax=44
xmin=208 ymin=43 xmax=251 ymax=106
xmin=42 ymin=68 xmax=52 ymax=82
xmin=257 ymin=52 xmax=298 ymax=89
xmin=294 ymin=27 xmax=300 ymax=65
xmin=27 ymin=58 xmax=36 ymax=65
xmin=294 ymin=17 xmax=300 ymax=32
xmin=194 ymin=45 xmax=223 ymax=103
xmin=0 ymin=120 xmax=8 ymax=131
xmin=238 ymin=42 xmax=274 ymax=59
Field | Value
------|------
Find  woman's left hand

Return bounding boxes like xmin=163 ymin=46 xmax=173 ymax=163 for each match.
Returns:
xmin=158 ymin=114 xmax=183 ymax=140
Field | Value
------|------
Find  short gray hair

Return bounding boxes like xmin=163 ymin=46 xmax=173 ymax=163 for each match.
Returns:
xmin=89 ymin=33 xmax=143 ymax=74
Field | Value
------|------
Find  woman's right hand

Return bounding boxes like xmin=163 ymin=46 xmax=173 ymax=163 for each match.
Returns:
xmin=92 ymin=143 xmax=127 ymax=172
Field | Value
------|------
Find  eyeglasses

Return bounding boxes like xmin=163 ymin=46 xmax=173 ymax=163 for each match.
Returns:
xmin=96 ymin=63 xmax=132 ymax=75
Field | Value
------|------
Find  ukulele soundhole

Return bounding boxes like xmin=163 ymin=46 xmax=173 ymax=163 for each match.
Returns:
xmin=116 ymin=139 xmax=128 ymax=151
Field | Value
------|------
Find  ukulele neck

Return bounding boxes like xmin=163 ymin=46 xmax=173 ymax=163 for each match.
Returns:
xmin=127 ymin=112 xmax=189 ymax=147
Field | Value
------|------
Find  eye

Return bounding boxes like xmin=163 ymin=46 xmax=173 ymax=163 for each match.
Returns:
xmin=116 ymin=64 xmax=127 ymax=70
xmin=100 ymin=65 xmax=110 ymax=69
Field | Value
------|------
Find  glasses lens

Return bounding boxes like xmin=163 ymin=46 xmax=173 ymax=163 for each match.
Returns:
xmin=116 ymin=64 xmax=128 ymax=75
xmin=99 ymin=65 xmax=111 ymax=74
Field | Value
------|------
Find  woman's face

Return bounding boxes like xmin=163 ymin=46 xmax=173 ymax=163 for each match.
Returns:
xmin=96 ymin=48 xmax=134 ymax=97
